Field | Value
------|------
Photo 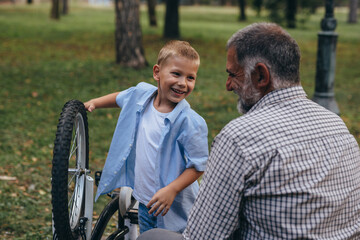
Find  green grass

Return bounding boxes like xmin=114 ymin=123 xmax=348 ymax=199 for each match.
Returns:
xmin=0 ymin=3 xmax=359 ymax=239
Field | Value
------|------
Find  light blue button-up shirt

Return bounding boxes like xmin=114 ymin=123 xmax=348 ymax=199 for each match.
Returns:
xmin=95 ymin=82 xmax=209 ymax=232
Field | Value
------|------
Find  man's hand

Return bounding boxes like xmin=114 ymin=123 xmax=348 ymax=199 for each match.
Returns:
xmin=147 ymin=186 xmax=177 ymax=217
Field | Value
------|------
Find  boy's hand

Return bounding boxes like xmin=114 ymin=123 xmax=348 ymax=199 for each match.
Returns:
xmin=147 ymin=186 xmax=177 ymax=217
xmin=84 ymin=101 xmax=96 ymax=112
xmin=146 ymin=168 xmax=203 ymax=217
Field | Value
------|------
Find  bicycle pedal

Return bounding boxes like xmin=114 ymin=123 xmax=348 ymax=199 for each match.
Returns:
xmin=125 ymin=209 xmax=138 ymax=224
xmin=94 ymin=171 xmax=102 ymax=187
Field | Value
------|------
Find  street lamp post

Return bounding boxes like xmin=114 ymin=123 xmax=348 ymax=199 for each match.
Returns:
xmin=312 ymin=0 xmax=340 ymax=115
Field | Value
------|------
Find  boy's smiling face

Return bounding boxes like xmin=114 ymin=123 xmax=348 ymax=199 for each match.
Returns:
xmin=153 ymin=55 xmax=198 ymax=112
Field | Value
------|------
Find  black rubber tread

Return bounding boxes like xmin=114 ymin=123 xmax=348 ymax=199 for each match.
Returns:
xmin=91 ymin=195 xmax=125 ymax=240
xmin=51 ymin=100 xmax=89 ymax=240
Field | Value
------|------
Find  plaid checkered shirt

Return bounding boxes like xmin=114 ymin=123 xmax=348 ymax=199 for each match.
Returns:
xmin=183 ymin=86 xmax=360 ymax=239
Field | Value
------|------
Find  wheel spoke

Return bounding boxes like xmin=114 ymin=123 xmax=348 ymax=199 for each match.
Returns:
xmin=69 ymin=145 xmax=78 ymax=161
xmin=69 ymin=125 xmax=79 ymax=161
xmin=68 ymin=122 xmax=80 ymax=187
xmin=68 ymin=186 xmax=75 ymax=207
xmin=68 ymin=170 xmax=79 ymax=187
xmin=76 ymin=121 xmax=83 ymax=168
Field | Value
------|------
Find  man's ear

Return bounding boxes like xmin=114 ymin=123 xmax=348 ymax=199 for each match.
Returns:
xmin=252 ymin=62 xmax=270 ymax=88
xmin=153 ymin=64 xmax=160 ymax=81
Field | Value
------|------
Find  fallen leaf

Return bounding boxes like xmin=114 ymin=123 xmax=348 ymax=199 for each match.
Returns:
xmin=24 ymin=139 xmax=34 ymax=147
xmin=31 ymin=91 xmax=38 ymax=98
xmin=0 ymin=176 xmax=17 ymax=181
xmin=39 ymin=189 xmax=46 ymax=195
xmin=28 ymin=184 xmax=35 ymax=191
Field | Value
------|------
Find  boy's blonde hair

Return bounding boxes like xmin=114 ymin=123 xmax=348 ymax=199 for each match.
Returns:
xmin=157 ymin=40 xmax=200 ymax=67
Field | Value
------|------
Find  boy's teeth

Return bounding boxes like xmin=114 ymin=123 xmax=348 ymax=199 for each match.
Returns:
xmin=173 ymin=88 xmax=183 ymax=94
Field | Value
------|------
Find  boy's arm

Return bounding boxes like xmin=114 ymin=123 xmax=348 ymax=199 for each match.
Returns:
xmin=84 ymin=92 xmax=120 ymax=112
xmin=147 ymin=168 xmax=203 ymax=217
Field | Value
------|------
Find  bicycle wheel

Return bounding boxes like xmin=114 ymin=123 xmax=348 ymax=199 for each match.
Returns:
xmin=51 ymin=100 xmax=89 ymax=240
xmin=91 ymin=195 xmax=127 ymax=240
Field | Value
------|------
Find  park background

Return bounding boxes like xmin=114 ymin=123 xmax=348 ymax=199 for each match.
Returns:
xmin=0 ymin=0 xmax=359 ymax=239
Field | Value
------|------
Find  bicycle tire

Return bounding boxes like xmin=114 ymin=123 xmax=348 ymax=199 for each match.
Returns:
xmin=91 ymin=195 xmax=127 ymax=240
xmin=51 ymin=100 xmax=89 ymax=240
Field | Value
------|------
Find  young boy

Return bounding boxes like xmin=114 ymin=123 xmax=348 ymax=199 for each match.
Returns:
xmin=84 ymin=41 xmax=209 ymax=233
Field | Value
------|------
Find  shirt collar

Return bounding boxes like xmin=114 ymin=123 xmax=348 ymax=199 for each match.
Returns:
xmin=248 ymin=86 xmax=307 ymax=114
xmin=136 ymin=89 xmax=190 ymax=125
xmin=166 ymin=99 xmax=190 ymax=124
xmin=136 ymin=88 xmax=157 ymax=110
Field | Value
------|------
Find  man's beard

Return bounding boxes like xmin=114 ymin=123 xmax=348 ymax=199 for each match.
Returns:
xmin=235 ymin=77 xmax=262 ymax=114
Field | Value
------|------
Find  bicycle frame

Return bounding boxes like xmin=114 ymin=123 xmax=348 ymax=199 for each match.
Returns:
xmin=84 ymin=175 xmax=94 ymax=239
xmin=52 ymin=173 xmax=93 ymax=240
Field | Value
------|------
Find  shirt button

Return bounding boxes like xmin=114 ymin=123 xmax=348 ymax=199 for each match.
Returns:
xmin=123 ymin=158 xmax=126 ymax=160
xmin=104 ymin=183 xmax=108 ymax=186
xmin=114 ymin=171 xmax=117 ymax=174
xmin=129 ymin=144 xmax=132 ymax=147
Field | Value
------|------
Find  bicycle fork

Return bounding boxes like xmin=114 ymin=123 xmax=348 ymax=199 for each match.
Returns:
xmin=52 ymin=175 xmax=94 ymax=240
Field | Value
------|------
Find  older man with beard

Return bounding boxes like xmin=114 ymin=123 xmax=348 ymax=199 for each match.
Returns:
xmin=137 ymin=23 xmax=360 ymax=240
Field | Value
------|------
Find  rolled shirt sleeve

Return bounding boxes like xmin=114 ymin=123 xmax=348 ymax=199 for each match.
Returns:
xmin=183 ymin=115 xmax=209 ymax=172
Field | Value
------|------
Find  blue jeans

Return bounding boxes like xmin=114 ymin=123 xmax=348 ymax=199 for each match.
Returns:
xmin=138 ymin=202 xmax=157 ymax=234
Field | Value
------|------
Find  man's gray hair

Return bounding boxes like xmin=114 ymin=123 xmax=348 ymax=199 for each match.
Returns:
xmin=226 ymin=22 xmax=301 ymax=89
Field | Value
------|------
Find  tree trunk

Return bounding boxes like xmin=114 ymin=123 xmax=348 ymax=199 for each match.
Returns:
xmin=115 ymin=0 xmax=147 ymax=68
xmin=147 ymin=0 xmax=157 ymax=26
xmin=62 ymin=0 xmax=68 ymax=15
xmin=348 ymin=0 xmax=358 ymax=23
xmin=164 ymin=0 xmax=180 ymax=39
xmin=265 ymin=0 xmax=282 ymax=24
xmin=286 ymin=0 xmax=297 ymax=28
xmin=252 ymin=0 xmax=263 ymax=17
xmin=238 ymin=0 xmax=246 ymax=21
xmin=50 ymin=0 xmax=60 ymax=20
xmin=190 ymin=0 xmax=200 ymax=5
xmin=27 ymin=0 xmax=32 ymax=4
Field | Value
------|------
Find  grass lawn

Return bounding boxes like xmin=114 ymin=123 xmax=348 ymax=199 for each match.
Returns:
xmin=0 ymin=2 xmax=359 ymax=239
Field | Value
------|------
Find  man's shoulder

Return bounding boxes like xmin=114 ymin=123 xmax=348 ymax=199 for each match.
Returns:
xmin=219 ymin=115 xmax=254 ymax=142
xmin=220 ymin=98 xmax=350 ymax=148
